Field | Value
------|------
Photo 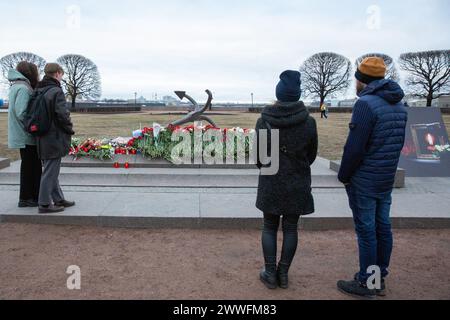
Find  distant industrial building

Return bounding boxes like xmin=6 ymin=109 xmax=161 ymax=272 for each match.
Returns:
xmin=407 ymin=99 xmax=439 ymax=107
xmin=127 ymin=96 xmax=148 ymax=104
xmin=438 ymin=95 xmax=450 ymax=108
xmin=338 ymin=98 xmax=358 ymax=107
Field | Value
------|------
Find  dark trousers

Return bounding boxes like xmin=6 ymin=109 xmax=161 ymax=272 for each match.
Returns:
xmin=321 ymin=111 xmax=328 ymax=119
xmin=38 ymin=158 xmax=65 ymax=206
xmin=19 ymin=145 xmax=42 ymax=201
xmin=262 ymin=213 xmax=300 ymax=272
xmin=346 ymin=185 xmax=393 ymax=282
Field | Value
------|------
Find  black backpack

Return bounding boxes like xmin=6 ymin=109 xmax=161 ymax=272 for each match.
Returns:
xmin=22 ymin=87 xmax=54 ymax=137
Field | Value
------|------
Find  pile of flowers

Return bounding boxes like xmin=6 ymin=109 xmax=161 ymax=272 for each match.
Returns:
xmin=70 ymin=138 xmax=115 ymax=161
xmin=434 ymin=144 xmax=450 ymax=157
xmin=69 ymin=124 xmax=255 ymax=165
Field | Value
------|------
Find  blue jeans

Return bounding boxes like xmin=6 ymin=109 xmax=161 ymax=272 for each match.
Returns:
xmin=346 ymin=185 xmax=393 ymax=283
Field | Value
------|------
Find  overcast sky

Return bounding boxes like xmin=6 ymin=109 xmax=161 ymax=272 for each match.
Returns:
xmin=1 ymin=0 xmax=449 ymax=102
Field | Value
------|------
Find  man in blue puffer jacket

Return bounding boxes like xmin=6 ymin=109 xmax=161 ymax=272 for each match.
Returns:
xmin=337 ymin=57 xmax=408 ymax=299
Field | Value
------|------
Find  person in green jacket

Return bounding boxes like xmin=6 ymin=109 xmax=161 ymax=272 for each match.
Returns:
xmin=7 ymin=61 xmax=42 ymax=208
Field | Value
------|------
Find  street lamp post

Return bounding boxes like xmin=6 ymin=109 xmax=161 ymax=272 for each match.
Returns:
xmin=251 ymin=93 xmax=254 ymax=109
xmin=134 ymin=92 xmax=137 ymax=105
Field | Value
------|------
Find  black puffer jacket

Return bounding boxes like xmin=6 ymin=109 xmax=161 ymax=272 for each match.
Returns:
xmin=36 ymin=76 xmax=75 ymax=160
xmin=256 ymin=101 xmax=318 ymax=216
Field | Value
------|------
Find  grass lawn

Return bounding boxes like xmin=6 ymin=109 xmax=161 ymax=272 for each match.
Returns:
xmin=1 ymin=111 xmax=449 ymax=162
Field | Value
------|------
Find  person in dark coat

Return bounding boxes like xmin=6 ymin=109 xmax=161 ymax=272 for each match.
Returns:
xmin=337 ymin=57 xmax=408 ymax=298
xmin=36 ymin=63 xmax=76 ymax=214
xmin=256 ymin=70 xmax=318 ymax=289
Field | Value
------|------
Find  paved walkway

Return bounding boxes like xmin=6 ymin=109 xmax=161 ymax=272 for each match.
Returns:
xmin=1 ymin=177 xmax=449 ymax=229
xmin=1 ymin=158 xmax=449 ymax=229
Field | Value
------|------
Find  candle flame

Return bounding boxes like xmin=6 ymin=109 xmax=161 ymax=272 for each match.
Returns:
xmin=426 ymin=133 xmax=435 ymax=146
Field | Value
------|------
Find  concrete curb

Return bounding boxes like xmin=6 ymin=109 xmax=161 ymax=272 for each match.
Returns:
xmin=2 ymin=214 xmax=449 ymax=230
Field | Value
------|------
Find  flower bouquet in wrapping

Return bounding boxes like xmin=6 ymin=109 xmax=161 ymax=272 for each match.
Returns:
xmin=129 ymin=123 xmax=177 ymax=161
xmin=70 ymin=138 xmax=114 ymax=161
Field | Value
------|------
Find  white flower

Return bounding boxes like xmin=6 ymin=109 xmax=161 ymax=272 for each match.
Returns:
xmin=435 ymin=144 xmax=450 ymax=153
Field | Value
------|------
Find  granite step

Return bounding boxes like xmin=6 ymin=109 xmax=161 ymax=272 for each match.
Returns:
xmin=0 ymin=157 xmax=344 ymax=188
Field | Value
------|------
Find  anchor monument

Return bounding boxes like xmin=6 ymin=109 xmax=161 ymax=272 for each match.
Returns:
xmin=170 ymin=90 xmax=218 ymax=128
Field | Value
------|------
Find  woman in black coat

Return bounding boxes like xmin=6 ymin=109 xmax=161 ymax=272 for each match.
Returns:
xmin=256 ymin=70 xmax=318 ymax=289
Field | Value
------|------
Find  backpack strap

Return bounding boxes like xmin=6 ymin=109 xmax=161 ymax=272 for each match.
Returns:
xmin=10 ymin=81 xmax=32 ymax=110
xmin=40 ymin=87 xmax=58 ymax=124
xmin=10 ymin=80 xmax=33 ymax=93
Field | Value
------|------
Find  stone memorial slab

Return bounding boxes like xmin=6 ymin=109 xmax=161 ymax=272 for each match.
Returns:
xmin=0 ymin=158 xmax=10 ymax=170
xmin=329 ymin=160 xmax=406 ymax=188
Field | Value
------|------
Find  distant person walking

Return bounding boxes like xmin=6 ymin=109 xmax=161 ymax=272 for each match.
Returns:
xmin=320 ymin=103 xmax=328 ymax=119
xmin=7 ymin=61 xmax=42 ymax=208
xmin=256 ymin=70 xmax=318 ymax=290
xmin=36 ymin=63 xmax=76 ymax=214
xmin=337 ymin=57 xmax=408 ymax=298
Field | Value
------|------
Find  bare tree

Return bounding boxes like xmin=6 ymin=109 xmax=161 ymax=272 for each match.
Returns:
xmin=57 ymin=54 xmax=102 ymax=110
xmin=356 ymin=53 xmax=400 ymax=82
xmin=301 ymin=52 xmax=352 ymax=105
xmin=0 ymin=52 xmax=46 ymax=80
xmin=399 ymin=50 xmax=450 ymax=107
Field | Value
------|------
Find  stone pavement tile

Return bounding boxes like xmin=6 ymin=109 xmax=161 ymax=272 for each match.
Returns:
xmin=0 ymin=191 xmax=26 ymax=214
xmin=101 ymin=192 xmax=200 ymax=218
xmin=402 ymin=177 xmax=450 ymax=194
xmin=313 ymin=192 xmax=352 ymax=218
xmin=392 ymin=193 xmax=450 ymax=218
xmin=60 ymin=191 xmax=118 ymax=215
xmin=0 ymin=190 xmax=114 ymax=216
xmin=200 ymin=193 xmax=260 ymax=218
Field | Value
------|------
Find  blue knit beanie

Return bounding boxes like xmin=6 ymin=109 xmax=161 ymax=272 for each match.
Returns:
xmin=276 ymin=70 xmax=302 ymax=102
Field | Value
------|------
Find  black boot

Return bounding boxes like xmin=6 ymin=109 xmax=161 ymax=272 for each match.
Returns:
xmin=18 ymin=199 xmax=38 ymax=208
xmin=260 ymin=256 xmax=277 ymax=290
xmin=277 ymin=263 xmax=290 ymax=289
xmin=260 ymin=266 xmax=277 ymax=290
